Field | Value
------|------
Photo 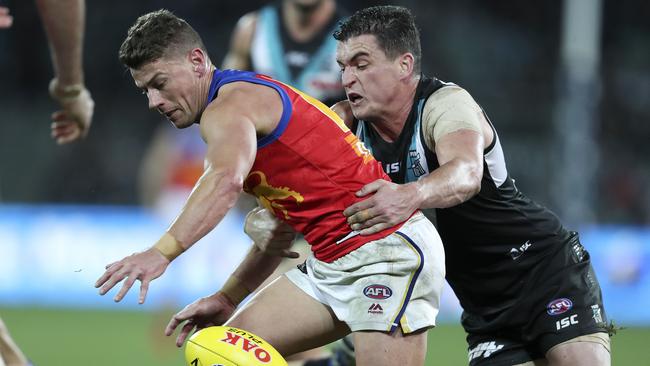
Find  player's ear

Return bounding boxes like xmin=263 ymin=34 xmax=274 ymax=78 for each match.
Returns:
xmin=398 ymin=52 xmax=415 ymax=79
xmin=189 ymin=48 xmax=209 ymax=76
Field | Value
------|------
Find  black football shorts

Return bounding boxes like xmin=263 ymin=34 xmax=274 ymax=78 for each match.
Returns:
xmin=466 ymin=232 xmax=609 ymax=366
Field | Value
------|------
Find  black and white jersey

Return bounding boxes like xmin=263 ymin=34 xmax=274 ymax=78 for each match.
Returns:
xmin=250 ymin=2 xmax=345 ymax=106
xmin=354 ymin=76 xmax=570 ymax=328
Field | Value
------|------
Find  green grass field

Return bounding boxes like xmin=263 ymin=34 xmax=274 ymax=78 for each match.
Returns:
xmin=1 ymin=307 xmax=648 ymax=365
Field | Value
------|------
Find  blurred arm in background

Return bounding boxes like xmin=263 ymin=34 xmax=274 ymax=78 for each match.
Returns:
xmin=0 ymin=6 xmax=12 ymax=28
xmin=35 ymin=0 xmax=94 ymax=144
xmin=221 ymin=11 xmax=256 ymax=70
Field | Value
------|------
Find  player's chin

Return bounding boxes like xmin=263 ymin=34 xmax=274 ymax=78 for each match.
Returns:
xmin=349 ymin=103 xmax=371 ymax=121
xmin=170 ymin=116 xmax=193 ymax=129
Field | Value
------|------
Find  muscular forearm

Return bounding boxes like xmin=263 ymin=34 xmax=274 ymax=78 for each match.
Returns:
xmin=415 ymin=158 xmax=481 ymax=209
xmin=167 ymin=168 xmax=243 ymax=251
xmin=230 ymin=245 xmax=283 ymax=296
xmin=36 ymin=0 xmax=85 ymax=86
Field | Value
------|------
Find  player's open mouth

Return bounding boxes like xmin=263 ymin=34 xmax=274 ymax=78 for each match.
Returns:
xmin=347 ymin=92 xmax=363 ymax=105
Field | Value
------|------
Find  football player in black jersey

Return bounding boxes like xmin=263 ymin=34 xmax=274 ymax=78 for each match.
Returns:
xmin=246 ymin=5 xmax=612 ymax=366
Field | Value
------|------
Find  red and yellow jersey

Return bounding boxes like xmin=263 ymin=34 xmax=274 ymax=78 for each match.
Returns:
xmin=208 ymin=70 xmax=407 ymax=262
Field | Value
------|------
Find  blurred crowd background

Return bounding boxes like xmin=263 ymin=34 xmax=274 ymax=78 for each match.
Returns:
xmin=0 ymin=0 xmax=648 ymax=225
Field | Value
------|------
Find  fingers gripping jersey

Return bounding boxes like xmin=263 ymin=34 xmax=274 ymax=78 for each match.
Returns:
xmin=207 ymin=70 xmax=402 ymax=262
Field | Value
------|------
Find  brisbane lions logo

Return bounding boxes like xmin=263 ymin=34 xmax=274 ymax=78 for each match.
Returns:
xmin=244 ymin=171 xmax=304 ymax=220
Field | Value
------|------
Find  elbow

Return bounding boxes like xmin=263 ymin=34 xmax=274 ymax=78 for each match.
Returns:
xmin=223 ymin=171 xmax=245 ymax=192
xmin=203 ymin=168 xmax=245 ymax=206
xmin=220 ymin=172 xmax=245 ymax=205
xmin=467 ymin=166 xmax=482 ymax=197
xmin=457 ymin=161 xmax=482 ymax=202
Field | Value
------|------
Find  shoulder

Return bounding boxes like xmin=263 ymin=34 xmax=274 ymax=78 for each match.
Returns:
xmin=423 ymin=85 xmax=481 ymax=116
xmin=330 ymin=100 xmax=355 ymax=129
xmin=421 ymin=84 xmax=486 ymax=147
xmin=209 ymin=81 xmax=272 ymax=110
xmin=205 ymin=80 xmax=283 ymax=134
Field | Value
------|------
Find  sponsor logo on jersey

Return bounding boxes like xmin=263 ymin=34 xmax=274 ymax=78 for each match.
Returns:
xmin=409 ymin=150 xmax=426 ymax=177
xmin=591 ymin=304 xmax=604 ymax=324
xmin=556 ymin=314 xmax=579 ymax=330
xmin=363 ymin=284 xmax=393 ymax=299
xmin=547 ymin=298 xmax=573 ymax=316
xmin=509 ymin=240 xmax=531 ymax=260
xmin=368 ymin=303 xmax=384 ymax=314
xmin=468 ymin=341 xmax=504 ymax=361
xmin=384 ymin=162 xmax=400 ymax=174
xmin=244 ymin=171 xmax=304 ymax=220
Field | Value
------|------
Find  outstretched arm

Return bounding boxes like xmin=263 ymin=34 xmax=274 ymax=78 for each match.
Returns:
xmin=35 ymin=0 xmax=94 ymax=143
xmin=95 ymin=97 xmax=258 ymax=304
xmin=165 ymin=244 xmax=284 ymax=346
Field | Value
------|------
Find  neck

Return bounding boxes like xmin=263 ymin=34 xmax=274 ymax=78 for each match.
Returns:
xmin=368 ymin=76 xmax=421 ymax=142
xmin=283 ymin=0 xmax=334 ymax=42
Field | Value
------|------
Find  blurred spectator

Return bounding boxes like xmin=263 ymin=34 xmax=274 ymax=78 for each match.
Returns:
xmin=2 ymin=0 xmax=93 ymax=144
xmin=223 ymin=0 xmax=346 ymax=106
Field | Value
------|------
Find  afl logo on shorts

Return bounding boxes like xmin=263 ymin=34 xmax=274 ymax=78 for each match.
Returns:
xmin=547 ymin=298 xmax=573 ymax=316
xmin=363 ymin=285 xmax=392 ymax=299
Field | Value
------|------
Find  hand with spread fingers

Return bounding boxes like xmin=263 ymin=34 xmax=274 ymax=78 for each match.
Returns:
xmin=49 ymin=78 xmax=94 ymax=144
xmin=343 ymin=179 xmax=421 ymax=235
xmin=244 ymin=206 xmax=299 ymax=258
xmin=165 ymin=292 xmax=237 ymax=347
xmin=94 ymin=247 xmax=170 ymax=304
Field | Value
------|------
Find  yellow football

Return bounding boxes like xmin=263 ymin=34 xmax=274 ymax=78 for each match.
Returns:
xmin=185 ymin=326 xmax=288 ymax=366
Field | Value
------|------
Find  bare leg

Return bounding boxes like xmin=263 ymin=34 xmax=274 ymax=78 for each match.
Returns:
xmin=545 ymin=333 xmax=610 ymax=366
xmin=0 ymin=318 xmax=29 ymax=366
xmin=226 ymin=275 xmax=350 ymax=357
xmin=353 ymin=328 xmax=427 ymax=366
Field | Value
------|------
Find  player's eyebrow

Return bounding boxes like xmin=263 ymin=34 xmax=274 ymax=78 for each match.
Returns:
xmin=337 ymin=51 xmax=370 ymax=66
xmin=135 ymin=72 xmax=164 ymax=90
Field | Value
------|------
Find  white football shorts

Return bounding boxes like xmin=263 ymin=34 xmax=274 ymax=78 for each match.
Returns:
xmin=285 ymin=212 xmax=445 ymax=333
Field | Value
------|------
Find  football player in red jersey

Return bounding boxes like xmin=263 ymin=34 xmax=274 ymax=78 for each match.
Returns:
xmin=95 ymin=9 xmax=445 ymax=366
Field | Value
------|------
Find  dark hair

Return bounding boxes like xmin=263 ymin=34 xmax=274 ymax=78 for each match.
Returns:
xmin=119 ymin=9 xmax=207 ymax=69
xmin=334 ymin=6 xmax=421 ymax=74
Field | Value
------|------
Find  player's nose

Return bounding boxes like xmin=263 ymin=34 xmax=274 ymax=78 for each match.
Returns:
xmin=341 ymin=67 xmax=356 ymax=88
xmin=147 ymin=90 xmax=164 ymax=110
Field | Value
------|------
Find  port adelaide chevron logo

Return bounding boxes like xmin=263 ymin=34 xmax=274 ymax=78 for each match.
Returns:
xmin=363 ymin=284 xmax=393 ymax=299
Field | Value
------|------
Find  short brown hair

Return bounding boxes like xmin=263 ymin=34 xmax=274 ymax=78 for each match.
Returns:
xmin=119 ymin=9 xmax=207 ymax=69
xmin=334 ymin=6 xmax=422 ymax=74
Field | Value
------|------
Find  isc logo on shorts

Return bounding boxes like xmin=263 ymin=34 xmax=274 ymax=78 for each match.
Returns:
xmin=363 ymin=284 xmax=392 ymax=299
xmin=556 ymin=314 xmax=579 ymax=330
xmin=547 ymin=298 xmax=573 ymax=316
